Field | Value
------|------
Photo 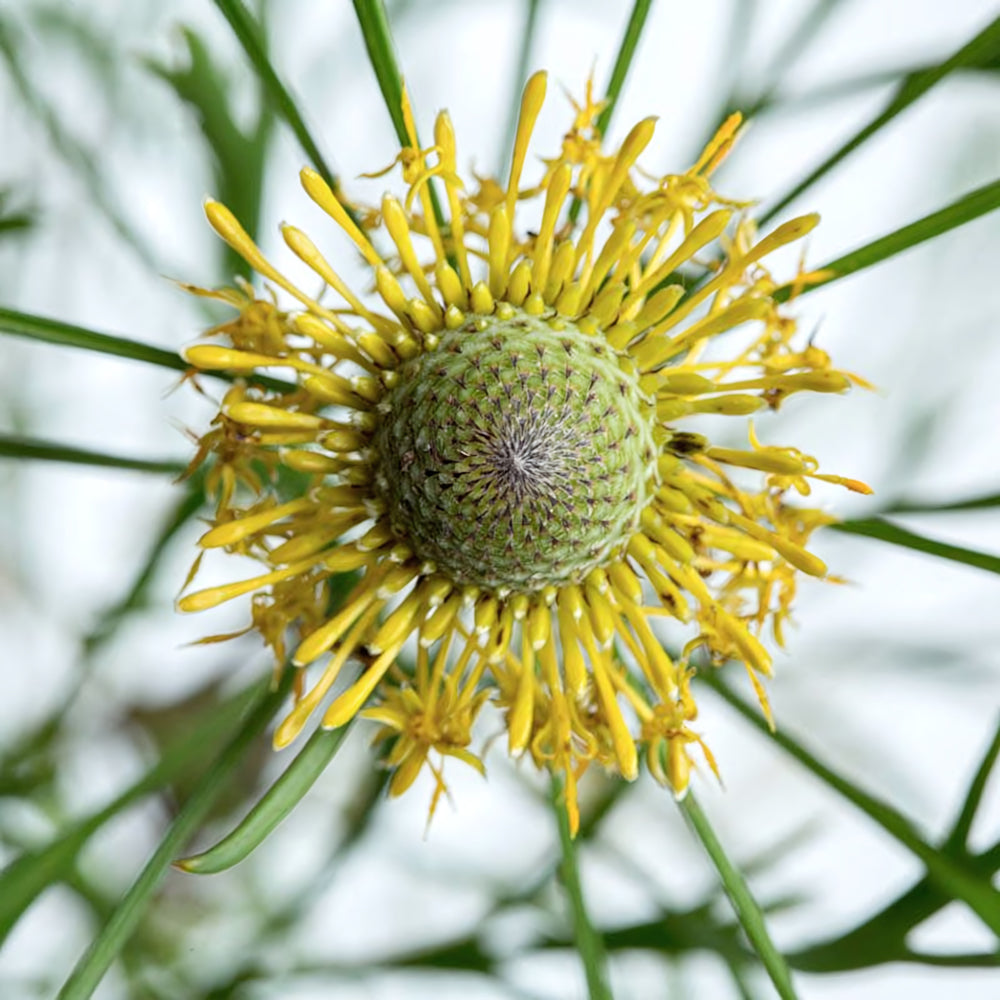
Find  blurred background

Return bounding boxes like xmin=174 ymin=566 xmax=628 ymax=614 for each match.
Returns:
xmin=0 ymin=0 xmax=998 ymax=997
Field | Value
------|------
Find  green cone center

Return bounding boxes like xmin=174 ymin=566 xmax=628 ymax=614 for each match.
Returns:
xmin=373 ymin=310 xmax=657 ymax=591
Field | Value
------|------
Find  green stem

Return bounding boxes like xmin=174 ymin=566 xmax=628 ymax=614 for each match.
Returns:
xmin=760 ymin=13 xmax=1000 ymax=223
xmin=550 ymin=776 xmax=613 ymax=1000
xmin=679 ymin=793 xmax=800 ymax=1000
xmin=212 ymin=0 xmax=339 ymax=193
xmin=57 ymin=670 xmax=295 ymax=1000
xmin=351 ymin=0 xmax=446 ymax=230
xmin=594 ymin=0 xmax=654 ymax=138
xmin=0 ymin=433 xmax=186 ymax=475
xmin=776 ymin=177 xmax=1000 ymax=301
xmin=832 ymin=517 xmax=1000 ymax=576
xmin=568 ymin=0 xmax=654 ymax=224
xmin=0 ymin=306 xmax=187 ymax=372
xmin=177 ymin=722 xmax=354 ymax=874
xmin=0 ymin=306 xmax=294 ymax=391
xmin=706 ymin=677 xmax=1000 ymax=937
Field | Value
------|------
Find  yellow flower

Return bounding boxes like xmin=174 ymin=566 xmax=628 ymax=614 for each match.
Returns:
xmin=178 ymin=72 xmax=868 ymax=832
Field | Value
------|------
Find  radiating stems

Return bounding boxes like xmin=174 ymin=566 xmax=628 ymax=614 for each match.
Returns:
xmin=679 ymin=792 xmax=800 ymax=1000
xmin=550 ymin=775 xmax=613 ymax=1000
xmin=706 ymin=677 xmax=1000 ymax=937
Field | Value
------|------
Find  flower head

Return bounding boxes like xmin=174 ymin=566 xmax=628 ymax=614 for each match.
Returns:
xmin=179 ymin=72 xmax=868 ymax=832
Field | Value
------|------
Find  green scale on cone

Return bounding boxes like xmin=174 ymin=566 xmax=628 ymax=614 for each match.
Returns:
xmin=373 ymin=308 xmax=659 ymax=592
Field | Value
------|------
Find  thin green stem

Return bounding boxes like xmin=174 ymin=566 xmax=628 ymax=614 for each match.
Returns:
xmin=594 ymin=0 xmax=654 ymax=138
xmin=351 ymin=0 xmax=446 ymax=230
xmin=0 ymin=434 xmax=186 ymax=476
xmin=946 ymin=718 xmax=1000 ymax=850
xmin=57 ymin=670 xmax=295 ymax=1000
xmin=0 ymin=306 xmax=187 ymax=372
xmin=706 ymin=677 xmax=1000 ymax=937
xmin=568 ymin=0 xmax=654 ymax=224
xmin=212 ymin=0 xmax=338 ymax=193
xmin=498 ymin=0 xmax=543 ymax=180
xmin=760 ymin=13 xmax=1000 ymax=223
xmin=0 ymin=306 xmax=294 ymax=391
xmin=550 ymin=776 xmax=612 ymax=1000
xmin=775 ymin=177 xmax=1000 ymax=301
xmin=832 ymin=517 xmax=1000 ymax=576
xmin=750 ymin=0 xmax=844 ymax=114
xmin=886 ymin=491 xmax=1000 ymax=515
xmin=679 ymin=793 xmax=800 ymax=1000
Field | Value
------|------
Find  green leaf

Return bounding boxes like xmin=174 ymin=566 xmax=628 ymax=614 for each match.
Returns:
xmin=775 ymin=177 xmax=1000 ymax=301
xmin=56 ymin=669 xmax=295 ymax=1000
xmin=550 ymin=775 xmax=613 ymax=1000
xmin=832 ymin=517 xmax=1000 ymax=576
xmin=177 ymin=721 xmax=354 ymax=874
xmin=350 ymin=0 xmax=446 ymax=229
xmin=0 ymin=679 xmax=262 ymax=945
xmin=0 ymin=433 xmax=186 ymax=476
xmin=760 ymin=14 xmax=1000 ymax=222
xmin=568 ymin=0 xmax=654 ymax=224
xmin=946 ymin=718 xmax=1000 ymax=851
xmin=679 ymin=793 xmax=801 ymax=1000
xmin=885 ymin=491 xmax=1000 ymax=515
xmin=211 ymin=0 xmax=339 ymax=194
xmin=0 ymin=306 xmax=293 ymax=391
xmin=705 ymin=677 xmax=1000 ymax=937
xmin=593 ymin=0 xmax=654 ymax=139
xmin=0 ymin=306 xmax=187 ymax=371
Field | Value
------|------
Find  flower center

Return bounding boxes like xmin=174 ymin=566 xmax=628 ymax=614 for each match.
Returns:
xmin=373 ymin=309 xmax=658 ymax=591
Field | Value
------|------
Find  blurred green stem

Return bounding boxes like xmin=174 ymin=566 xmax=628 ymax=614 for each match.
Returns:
xmin=0 ymin=434 xmax=186 ymax=475
xmin=551 ymin=776 xmax=613 ymax=1000
xmin=0 ymin=677 xmax=262 ymax=944
xmin=0 ymin=306 xmax=293 ymax=391
xmin=680 ymin=793 xmax=800 ymax=1000
xmin=57 ymin=670 xmax=295 ymax=1000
